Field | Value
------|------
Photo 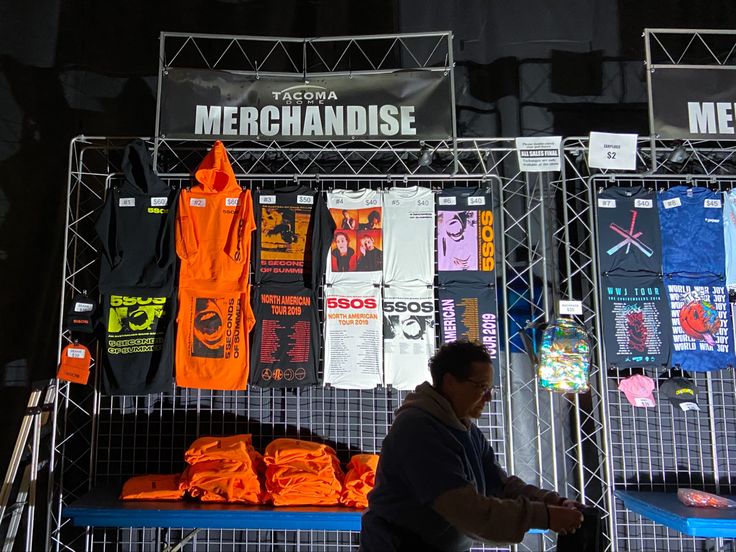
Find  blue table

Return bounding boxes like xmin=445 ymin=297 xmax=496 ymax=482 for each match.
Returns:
xmin=63 ymin=487 xmax=362 ymax=531
xmin=615 ymin=490 xmax=736 ymax=538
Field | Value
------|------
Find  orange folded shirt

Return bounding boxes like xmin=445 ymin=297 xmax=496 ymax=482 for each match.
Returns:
xmin=264 ymin=438 xmax=344 ymax=506
xmin=120 ymin=474 xmax=184 ymax=501
xmin=179 ymin=459 xmax=265 ymax=504
xmin=340 ymin=454 xmax=379 ymax=509
xmin=185 ymin=434 xmax=264 ymax=469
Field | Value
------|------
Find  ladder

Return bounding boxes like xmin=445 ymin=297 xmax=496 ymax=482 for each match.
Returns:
xmin=0 ymin=380 xmax=55 ymax=552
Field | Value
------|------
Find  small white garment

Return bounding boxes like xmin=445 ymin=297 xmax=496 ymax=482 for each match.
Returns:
xmin=325 ymin=189 xmax=383 ymax=285
xmin=324 ymin=283 xmax=383 ymax=389
xmin=383 ymin=284 xmax=435 ymax=390
xmin=383 ymin=186 xmax=435 ymax=285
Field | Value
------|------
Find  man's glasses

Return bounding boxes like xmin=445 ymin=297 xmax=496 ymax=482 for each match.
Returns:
xmin=463 ymin=378 xmax=496 ymax=398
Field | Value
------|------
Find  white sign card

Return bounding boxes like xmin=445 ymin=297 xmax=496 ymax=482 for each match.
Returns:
xmin=515 ymin=137 xmax=562 ymax=172
xmin=588 ymin=132 xmax=638 ymax=170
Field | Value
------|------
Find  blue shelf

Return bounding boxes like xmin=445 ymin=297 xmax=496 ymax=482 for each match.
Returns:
xmin=615 ymin=490 xmax=736 ymax=538
xmin=64 ymin=486 xmax=548 ymax=535
xmin=63 ymin=487 xmax=363 ymax=531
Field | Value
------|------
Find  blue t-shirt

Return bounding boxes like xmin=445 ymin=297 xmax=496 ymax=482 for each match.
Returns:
xmin=665 ymin=274 xmax=736 ymax=372
xmin=658 ymin=186 xmax=725 ymax=276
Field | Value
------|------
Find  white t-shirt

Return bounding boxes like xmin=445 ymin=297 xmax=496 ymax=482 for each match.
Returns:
xmin=323 ymin=283 xmax=383 ymax=389
xmin=383 ymin=186 xmax=435 ymax=285
xmin=325 ymin=189 xmax=383 ymax=285
xmin=724 ymin=190 xmax=736 ymax=291
xmin=383 ymin=284 xmax=435 ymax=390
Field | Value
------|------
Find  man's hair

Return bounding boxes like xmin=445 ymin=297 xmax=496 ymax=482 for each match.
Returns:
xmin=334 ymin=231 xmax=348 ymax=241
xmin=429 ymin=340 xmax=492 ymax=388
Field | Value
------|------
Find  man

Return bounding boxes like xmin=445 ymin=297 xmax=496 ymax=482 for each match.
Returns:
xmin=361 ymin=340 xmax=584 ymax=551
xmin=331 ymin=231 xmax=356 ymax=272
xmin=356 ymin=234 xmax=382 ymax=271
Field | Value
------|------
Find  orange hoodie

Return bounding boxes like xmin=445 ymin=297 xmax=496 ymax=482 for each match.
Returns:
xmin=263 ymin=438 xmax=344 ymax=506
xmin=339 ymin=454 xmax=379 ymax=509
xmin=175 ymin=142 xmax=256 ymax=390
xmin=120 ymin=474 xmax=184 ymax=501
xmin=176 ymin=141 xmax=255 ymax=291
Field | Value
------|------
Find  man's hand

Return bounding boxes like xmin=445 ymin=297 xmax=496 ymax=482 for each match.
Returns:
xmin=547 ymin=505 xmax=583 ymax=535
xmin=559 ymin=498 xmax=586 ymax=511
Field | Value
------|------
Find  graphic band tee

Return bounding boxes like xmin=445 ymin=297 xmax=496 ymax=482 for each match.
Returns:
xmin=253 ymin=186 xmax=334 ymax=288
xmin=596 ymin=186 xmax=663 ymax=275
xmin=250 ymin=285 xmax=319 ymax=388
xmin=723 ymin=189 xmax=736 ymax=290
xmin=599 ymin=274 xmax=671 ymax=368
xmin=383 ymin=284 xmax=435 ymax=390
xmin=437 ymin=187 xmax=496 ymax=285
xmin=326 ymin=189 xmax=383 ymax=285
xmin=383 ymin=186 xmax=434 ymax=285
xmin=658 ymin=186 xmax=725 ymax=276
xmin=324 ymin=284 xmax=382 ymax=389
xmin=438 ymin=284 xmax=499 ymax=365
xmin=665 ymin=275 xmax=735 ymax=372
xmin=95 ymin=139 xmax=178 ymax=295
xmin=101 ymin=292 xmax=174 ymax=395
xmin=175 ymin=288 xmax=255 ymax=390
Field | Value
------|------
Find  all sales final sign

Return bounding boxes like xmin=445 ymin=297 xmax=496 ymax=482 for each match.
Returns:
xmin=651 ymin=67 xmax=736 ymax=139
xmin=158 ymin=67 xmax=453 ymax=141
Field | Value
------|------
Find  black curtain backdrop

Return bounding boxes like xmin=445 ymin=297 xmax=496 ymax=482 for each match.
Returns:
xmin=2 ymin=0 xmax=736 ymax=483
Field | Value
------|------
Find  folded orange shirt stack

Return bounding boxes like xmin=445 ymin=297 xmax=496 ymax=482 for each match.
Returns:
xmin=263 ymin=438 xmax=345 ymax=506
xmin=339 ymin=454 xmax=379 ymax=509
xmin=178 ymin=435 xmax=266 ymax=504
xmin=120 ymin=474 xmax=184 ymax=501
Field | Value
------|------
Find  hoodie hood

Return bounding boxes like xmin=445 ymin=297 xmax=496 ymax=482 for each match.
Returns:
xmin=122 ymin=139 xmax=168 ymax=195
xmin=193 ymin=140 xmax=240 ymax=194
xmin=396 ymin=381 xmax=469 ymax=431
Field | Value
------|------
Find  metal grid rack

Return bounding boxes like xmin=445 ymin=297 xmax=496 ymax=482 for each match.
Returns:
xmin=47 ymin=135 xmax=610 ymax=552
xmin=557 ymin=138 xmax=736 ymax=551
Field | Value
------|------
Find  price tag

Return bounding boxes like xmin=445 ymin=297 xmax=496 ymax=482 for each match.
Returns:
xmin=225 ymin=197 xmax=239 ymax=207
xmin=119 ymin=198 xmax=135 ymax=207
xmin=74 ymin=302 xmax=94 ymax=313
xmin=190 ymin=198 xmax=206 ymax=207
xmin=559 ymin=300 xmax=583 ymax=315
xmin=468 ymin=196 xmax=486 ymax=206
xmin=680 ymin=402 xmax=700 ymax=412
xmin=634 ymin=199 xmax=653 ymax=208
xmin=297 ymin=195 xmax=314 ymax=205
xmin=439 ymin=196 xmax=456 ymax=206
xmin=662 ymin=197 xmax=681 ymax=209
xmin=67 ymin=348 xmax=86 ymax=359
xmin=260 ymin=195 xmax=276 ymax=204
xmin=150 ymin=197 xmax=168 ymax=207
xmin=588 ymin=132 xmax=638 ymax=170
xmin=634 ymin=398 xmax=656 ymax=408
xmin=597 ymin=199 xmax=616 ymax=209
xmin=704 ymin=198 xmax=722 ymax=209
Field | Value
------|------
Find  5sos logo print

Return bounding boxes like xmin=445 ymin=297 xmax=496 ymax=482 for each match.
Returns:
xmin=384 ymin=301 xmax=433 ymax=314
xmin=326 ymin=297 xmax=378 ymax=309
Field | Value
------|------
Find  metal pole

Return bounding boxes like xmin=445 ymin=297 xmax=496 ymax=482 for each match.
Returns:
xmin=153 ymin=32 xmax=166 ymax=172
xmin=447 ymin=32 xmax=458 ymax=175
xmin=24 ymin=406 xmax=42 ymax=552
xmin=644 ymin=30 xmax=657 ymax=172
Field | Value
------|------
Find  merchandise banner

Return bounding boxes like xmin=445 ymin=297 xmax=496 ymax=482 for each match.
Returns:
xmin=383 ymin=284 xmax=435 ymax=390
xmin=324 ymin=284 xmax=382 ymax=389
xmin=664 ymin=275 xmax=736 ymax=372
xmin=438 ymin=284 xmax=499 ymax=381
xmin=651 ymin=67 xmax=736 ymax=139
xmin=250 ymin=285 xmax=319 ymax=388
xmin=599 ymin=274 xmax=671 ymax=369
xmin=159 ymin=67 xmax=453 ymax=141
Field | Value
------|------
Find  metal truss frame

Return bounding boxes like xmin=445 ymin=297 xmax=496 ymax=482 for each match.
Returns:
xmin=48 ymin=135 xmax=613 ymax=552
xmin=560 ymin=136 xmax=736 ymax=551
xmin=644 ymin=28 xmax=736 ymax=170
